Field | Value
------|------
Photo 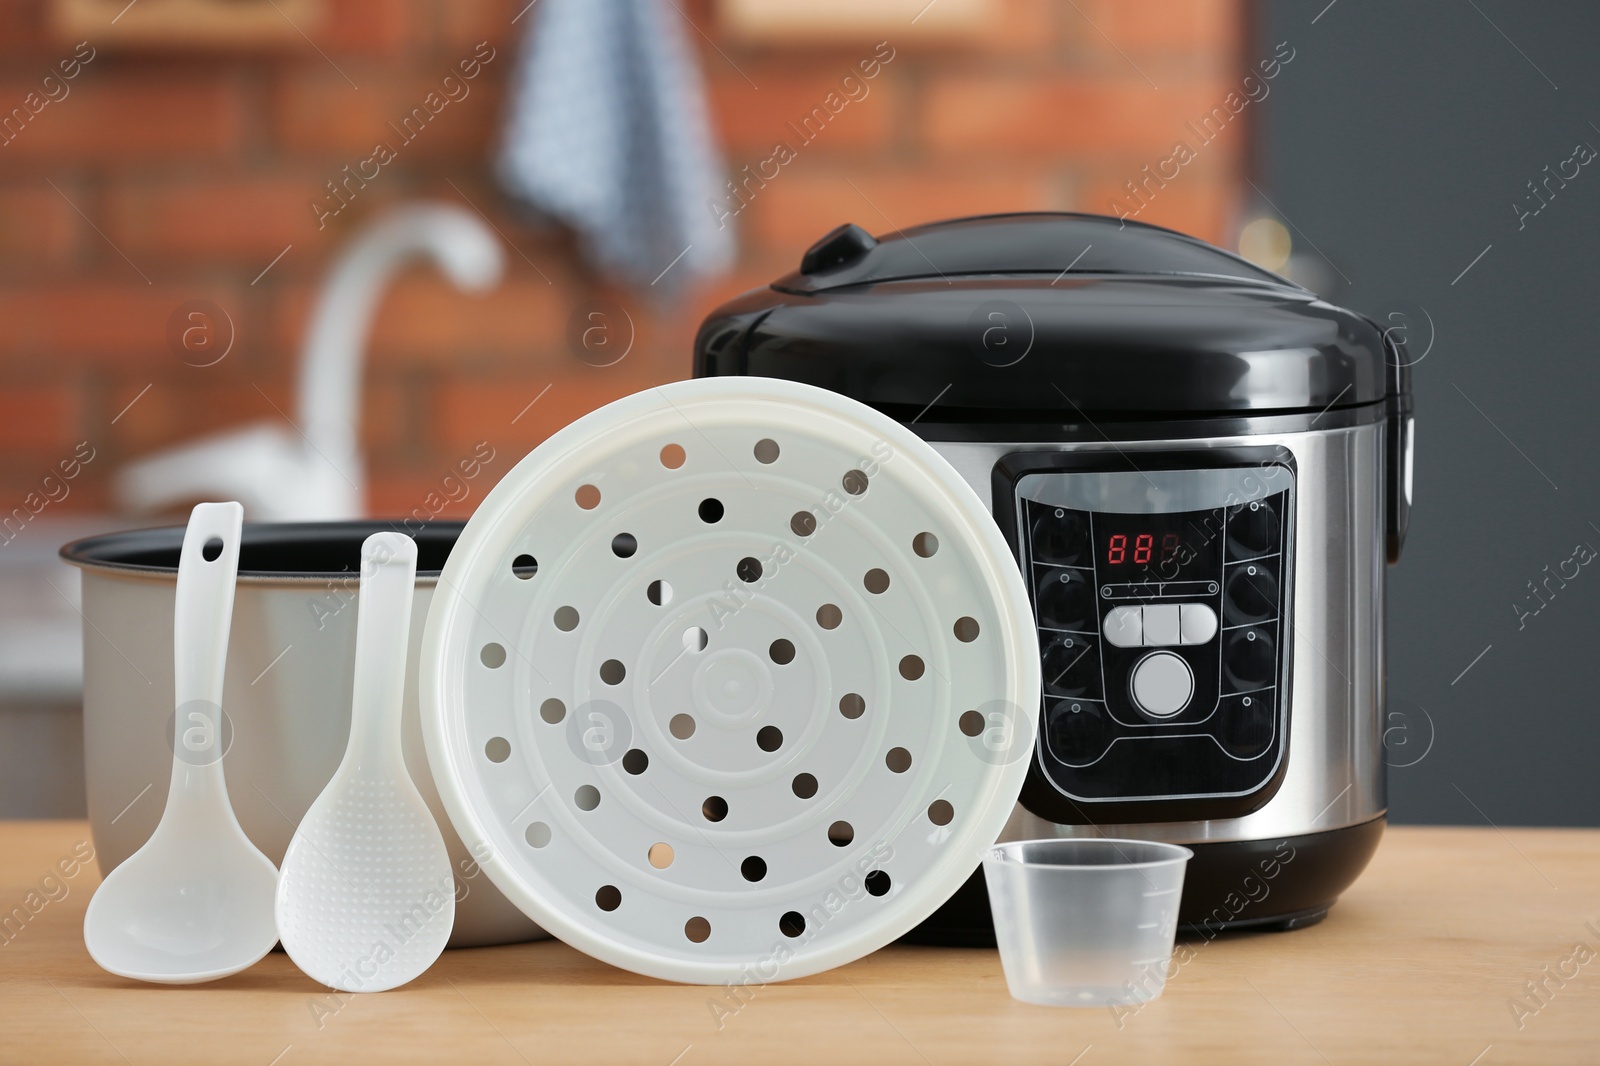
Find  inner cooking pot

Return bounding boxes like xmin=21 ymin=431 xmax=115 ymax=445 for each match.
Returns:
xmin=67 ymin=521 xmax=462 ymax=576
xmin=62 ymin=520 xmax=546 ymax=949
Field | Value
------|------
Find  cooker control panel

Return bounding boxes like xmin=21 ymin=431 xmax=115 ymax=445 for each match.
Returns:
xmin=996 ymin=450 xmax=1296 ymax=824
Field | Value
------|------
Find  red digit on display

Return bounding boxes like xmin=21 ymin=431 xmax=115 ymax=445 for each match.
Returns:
xmin=1161 ymin=532 xmax=1179 ymax=563
xmin=1108 ymin=534 xmax=1126 ymax=564
xmin=1134 ymin=533 xmax=1153 ymax=564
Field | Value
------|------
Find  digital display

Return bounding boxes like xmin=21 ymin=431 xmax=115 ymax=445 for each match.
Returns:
xmin=1094 ymin=509 xmax=1223 ymax=581
xmin=1105 ymin=532 xmax=1180 ymax=566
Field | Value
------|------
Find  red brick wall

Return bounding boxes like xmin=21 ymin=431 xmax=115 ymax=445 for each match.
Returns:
xmin=0 ymin=0 xmax=1246 ymax=524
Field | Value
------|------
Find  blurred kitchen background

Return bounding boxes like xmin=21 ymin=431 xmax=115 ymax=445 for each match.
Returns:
xmin=3 ymin=0 xmax=1597 ymax=827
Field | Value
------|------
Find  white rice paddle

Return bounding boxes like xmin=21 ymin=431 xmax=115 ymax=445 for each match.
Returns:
xmin=83 ymin=501 xmax=280 ymax=983
xmin=275 ymin=531 xmax=454 ymax=991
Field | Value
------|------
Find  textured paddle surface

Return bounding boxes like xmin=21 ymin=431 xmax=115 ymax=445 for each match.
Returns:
xmin=276 ymin=775 xmax=454 ymax=993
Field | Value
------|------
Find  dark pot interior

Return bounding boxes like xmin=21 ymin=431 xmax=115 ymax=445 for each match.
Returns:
xmin=60 ymin=521 xmax=466 ymax=578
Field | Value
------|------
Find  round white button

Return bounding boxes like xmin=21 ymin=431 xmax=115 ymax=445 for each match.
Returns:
xmin=1130 ymin=652 xmax=1193 ymax=717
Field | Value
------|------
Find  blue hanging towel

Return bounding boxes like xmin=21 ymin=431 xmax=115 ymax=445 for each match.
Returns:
xmin=496 ymin=0 xmax=736 ymax=292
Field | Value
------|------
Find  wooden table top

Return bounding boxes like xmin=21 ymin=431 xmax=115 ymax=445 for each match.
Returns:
xmin=2 ymin=820 xmax=1596 ymax=1065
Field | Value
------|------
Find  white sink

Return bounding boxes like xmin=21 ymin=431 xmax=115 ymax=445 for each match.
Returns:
xmin=114 ymin=204 xmax=505 ymax=521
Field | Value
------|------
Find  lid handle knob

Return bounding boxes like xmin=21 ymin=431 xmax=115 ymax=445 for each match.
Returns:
xmin=800 ymin=223 xmax=877 ymax=275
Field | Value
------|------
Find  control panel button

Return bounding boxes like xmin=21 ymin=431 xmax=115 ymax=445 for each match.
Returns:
xmin=1218 ymin=694 xmax=1273 ymax=759
xmin=1142 ymin=604 xmax=1180 ymax=646
xmin=1224 ymin=563 xmax=1278 ymax=626
xmin=1043 ymin=635 xmax=1101 ymax=699
xmin=1179 ymin=603 xmax=1218 ymax=645
xmin=1046 ymin=699 xmax=1113 ymax=766
xmin=1037 ymin=569 xmax=1094 ymax=631
xmin=1102 ymin=606 xmax=1143 ymax=647
xmin=1031 ymin=508 xmax=1090 ymax=566
xmin=1226 ymin=497 xmax=1279 ymax=560
xmin=1130 ymin=651 xmax=1193 ymax=717
xmin=1223 ymin=628 xmax=1275 ymax=691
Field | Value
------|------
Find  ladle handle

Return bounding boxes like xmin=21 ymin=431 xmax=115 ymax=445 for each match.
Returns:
xmin=345 ymin=532 xmax=417 ymax=766
xmin=170 ymin=502 xmax=243 ymax=789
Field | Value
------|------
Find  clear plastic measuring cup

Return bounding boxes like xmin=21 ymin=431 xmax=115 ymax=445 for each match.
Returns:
xmin=982 ymin=838 xmax=1193 ymax=1007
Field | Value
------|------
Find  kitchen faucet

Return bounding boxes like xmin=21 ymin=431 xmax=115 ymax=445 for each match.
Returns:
xmin=116 ymin=204 xmax=505 ymax=520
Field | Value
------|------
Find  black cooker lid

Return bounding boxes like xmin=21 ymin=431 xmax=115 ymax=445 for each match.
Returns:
xmin=695 ymin=213 xmax=1402 ymax=421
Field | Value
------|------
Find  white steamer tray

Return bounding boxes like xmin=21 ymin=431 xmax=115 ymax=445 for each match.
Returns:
xmin=421 ymin=378 xmax=1040 ymax=984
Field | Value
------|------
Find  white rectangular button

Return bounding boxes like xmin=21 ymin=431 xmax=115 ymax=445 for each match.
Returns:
xmin=1103 ymin=606 xmax=1143 ymax=647
xmin=1142 ymin=604 xmax=1180 ymax=646
xmin=1180 ymin=603 xmax=1218 ymax=644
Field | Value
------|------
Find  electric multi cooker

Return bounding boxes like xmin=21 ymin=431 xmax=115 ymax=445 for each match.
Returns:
xmin=694 ymin=212 xmax=1415 ymax=937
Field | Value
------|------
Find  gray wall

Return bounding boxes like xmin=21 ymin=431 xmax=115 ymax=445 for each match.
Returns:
xmin=1259 ymin=1 xmax=1600 ymax=826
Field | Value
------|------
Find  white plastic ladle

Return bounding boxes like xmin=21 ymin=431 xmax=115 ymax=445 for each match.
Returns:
xmin=83 ymin=501 xmax=280 ymax=983
xmin=275 ymin=531 xmax=454 ymax=992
